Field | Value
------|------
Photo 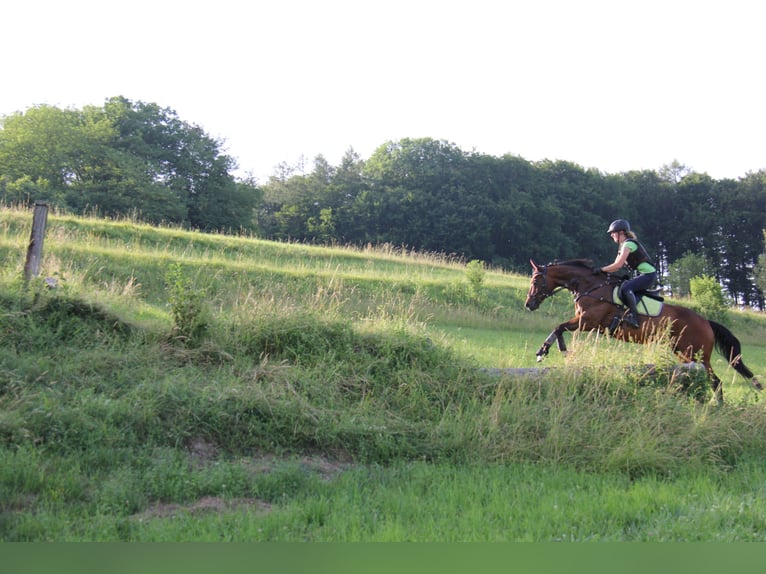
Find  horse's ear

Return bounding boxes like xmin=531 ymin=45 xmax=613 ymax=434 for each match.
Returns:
xmin=530 ymin=259 xmax=538 ymax=271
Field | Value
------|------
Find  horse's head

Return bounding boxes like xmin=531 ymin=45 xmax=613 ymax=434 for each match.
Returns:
xmin=525 ymin=258 xmax=595 ymax=311
xmin=525 ymin=259 xmax=552 ymax=311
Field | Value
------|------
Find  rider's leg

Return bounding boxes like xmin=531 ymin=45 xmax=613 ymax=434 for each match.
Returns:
xmin=620 ymin=273 xmax=656 ymax=329
xmin=620 ymin=287 xmax=640 ymax=328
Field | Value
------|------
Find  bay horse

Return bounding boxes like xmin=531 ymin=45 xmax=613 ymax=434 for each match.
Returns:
xmin=524 ymin=258 xmax=762 ymax=402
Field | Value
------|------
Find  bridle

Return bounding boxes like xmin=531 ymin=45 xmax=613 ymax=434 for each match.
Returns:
xmin=528 ymin=262 xmax=616 ymax=308
xmin=527 ymin=264 xmax=563 ymax=306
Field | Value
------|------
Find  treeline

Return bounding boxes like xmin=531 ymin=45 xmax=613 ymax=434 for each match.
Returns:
xmin=2 ymin=99 xmax=765 ymax=307
xmin=258 ymin=139 xmax=766 ymax=308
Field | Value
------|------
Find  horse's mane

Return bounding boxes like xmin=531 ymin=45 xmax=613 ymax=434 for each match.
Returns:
xmin=547 ymin=258 xmax=594 ymax=269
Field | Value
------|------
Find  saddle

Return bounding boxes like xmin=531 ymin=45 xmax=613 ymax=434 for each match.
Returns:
xmin=611 ymin=285 xmax=664 ymax=317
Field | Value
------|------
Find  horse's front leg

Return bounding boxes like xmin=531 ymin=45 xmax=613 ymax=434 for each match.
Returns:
xmin=535 ymin=331 xmax=558 ymax=362
xmin=535 ymin=318 xmax=580 ymax=362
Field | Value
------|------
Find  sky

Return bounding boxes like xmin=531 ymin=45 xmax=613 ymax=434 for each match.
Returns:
xmin=2 ymin=0 xmax=764 ymax=183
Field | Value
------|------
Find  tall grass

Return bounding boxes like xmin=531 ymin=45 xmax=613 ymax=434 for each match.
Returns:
xmin=2 ymin=205 xmax=766 ymax=541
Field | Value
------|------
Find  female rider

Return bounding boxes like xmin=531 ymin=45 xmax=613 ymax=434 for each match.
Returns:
xmin=599 ymin=219 xmax=657 ymax=329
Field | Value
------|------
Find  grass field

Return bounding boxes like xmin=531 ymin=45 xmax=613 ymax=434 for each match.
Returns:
xmin=2 ymin=205 xmax=766 ymax=541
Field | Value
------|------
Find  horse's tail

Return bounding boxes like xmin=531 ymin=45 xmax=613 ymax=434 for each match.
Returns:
xmin=709 ymin=320 xmax=754 ymax=379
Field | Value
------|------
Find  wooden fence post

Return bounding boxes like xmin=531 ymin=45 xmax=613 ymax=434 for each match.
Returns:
xmin=23 ymin=201 xmax=49 ymax=285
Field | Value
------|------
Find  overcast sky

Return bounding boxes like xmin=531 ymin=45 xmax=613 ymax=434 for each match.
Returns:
xmin=2 ymin=0 xmax=764 ymax=182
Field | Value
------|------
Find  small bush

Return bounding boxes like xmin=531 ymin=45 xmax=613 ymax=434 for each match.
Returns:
xmin=465 ymin=260 xmax=485 ymax=299
xmin=690 ymin=275 xmax=728 ymax=322
xmin=165 ymin=263 xmax=210 ymax=344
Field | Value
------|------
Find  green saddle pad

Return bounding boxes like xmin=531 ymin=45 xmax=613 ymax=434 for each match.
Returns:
xmin=612 ymin=287 xmax=664 ymax=317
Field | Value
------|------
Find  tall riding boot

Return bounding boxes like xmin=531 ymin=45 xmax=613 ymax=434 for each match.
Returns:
xmin=621 ymin=290 xmax=640 ymax=328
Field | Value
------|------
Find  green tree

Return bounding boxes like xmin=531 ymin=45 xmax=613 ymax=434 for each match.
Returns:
xmin=1 ymin=97 xmax=260 ymax=231
xmin=756 ymin=258 xmax=766 ymax=297
xmin=0 ymin=104 xmax=99 ymax=205
xmin=714 ymin=171 xmax=766 ymax=307
xmin=0 ymin=175 xmax=55 ymax=205
xmin=753 ymin=230 xmax=766 ymax=305
xmin=259 ymin=155 xmax=334 ymax=241
xmin=533 ymin=160 xmax=618 ymax=263
xmin=658 ymin=159 xmax=691 ymax=185
xmin=323 ymin=148 xmax=369 ymax=244
xmin=104 ymin=96 xmax=257 ymax=230
xmin=361 ymin=138 xmax=495 ymax=258
xmin=618 ymin=169 xmax=673 ymax=275
xmin=667 ymin=251 xmax=715 ymax=297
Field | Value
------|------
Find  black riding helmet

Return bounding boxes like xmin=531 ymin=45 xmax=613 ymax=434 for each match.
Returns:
xmin=607 ymin=219 xmax=631 ymax=234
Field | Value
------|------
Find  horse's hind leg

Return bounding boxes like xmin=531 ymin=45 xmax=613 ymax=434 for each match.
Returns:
xmin=708 ymin=368 xmax=724 ymax=405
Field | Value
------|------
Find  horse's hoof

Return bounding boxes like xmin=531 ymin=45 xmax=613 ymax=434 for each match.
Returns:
xmin=536 ymin=355 xmax=544 ymax=363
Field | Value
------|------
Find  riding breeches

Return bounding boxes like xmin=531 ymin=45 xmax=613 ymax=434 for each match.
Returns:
xmin=620 ymin=272 xmax=657 ymax=298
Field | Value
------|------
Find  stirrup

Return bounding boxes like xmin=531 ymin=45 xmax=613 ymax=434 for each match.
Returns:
xmin=623 ymin=313 xmax=640 ymax=329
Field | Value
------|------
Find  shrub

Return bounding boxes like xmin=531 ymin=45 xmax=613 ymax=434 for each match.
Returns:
xmin=165 ymin=263 xmax=210 ymax=344
xmin=689 ymin=275 xmax=728 ymax=321
xmin=465 ymin=260 xmax=485 ymax=299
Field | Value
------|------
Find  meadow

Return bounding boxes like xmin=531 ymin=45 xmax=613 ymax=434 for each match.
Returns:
xmin=2 ymin=205 xmax=766 ymax=541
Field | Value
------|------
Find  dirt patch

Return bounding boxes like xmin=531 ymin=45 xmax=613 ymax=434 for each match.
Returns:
xmin=187 ymin=436 xmax=220 ymax=465
xmin=186 ymin=437 xmax=354 ymax=480
xmin=241 ymin=450 xmax=354 ymax=481
xmin=155 ymin=440 xmax=354 ymax=523
xmin=297 ymin=454 xmax=353 ymax=481
xmin=133 ymin=496 xmax=272 ymax=521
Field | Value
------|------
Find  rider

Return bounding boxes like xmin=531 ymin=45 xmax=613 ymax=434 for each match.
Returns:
xmin=599 ymin=219 xmax=657 ymax=329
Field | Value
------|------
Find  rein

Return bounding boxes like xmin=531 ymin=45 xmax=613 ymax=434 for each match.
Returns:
xmin=573 ymin=277 xmax=618 ymax=303
xmin=531 ymin=263 xmax=619 ymax=305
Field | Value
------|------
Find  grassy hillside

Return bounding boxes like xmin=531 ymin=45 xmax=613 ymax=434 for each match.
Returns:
xmin=3 ymin=205 xmax=766 ymax=541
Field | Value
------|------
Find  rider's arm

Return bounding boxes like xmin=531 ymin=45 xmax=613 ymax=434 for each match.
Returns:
xmin=601 ymin=244 xmax=630 ymax=273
